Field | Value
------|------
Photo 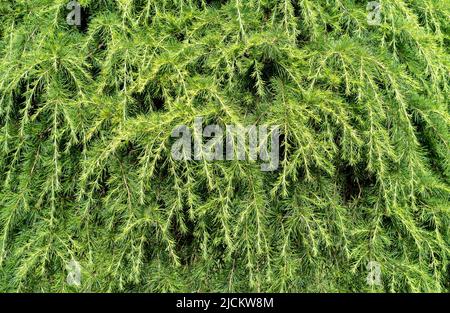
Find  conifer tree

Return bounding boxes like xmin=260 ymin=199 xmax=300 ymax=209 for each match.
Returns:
xmin=0 ymin=0 xmax=449 ymax=292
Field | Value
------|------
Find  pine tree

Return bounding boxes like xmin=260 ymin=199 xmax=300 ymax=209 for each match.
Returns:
xmin=0 ymin=0 xmax=449 ymax=292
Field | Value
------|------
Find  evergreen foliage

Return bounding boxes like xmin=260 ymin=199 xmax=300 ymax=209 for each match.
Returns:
xmin=0 ymin=0 xmax=449 ymax=292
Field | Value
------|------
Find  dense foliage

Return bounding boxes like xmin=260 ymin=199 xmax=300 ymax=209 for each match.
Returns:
xmin=0 ymin=0 xmax=449 ymax=292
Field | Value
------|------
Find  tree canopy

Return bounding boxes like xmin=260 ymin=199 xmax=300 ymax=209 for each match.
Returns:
xmin=0 ymin=0 xmax=449 ymax=292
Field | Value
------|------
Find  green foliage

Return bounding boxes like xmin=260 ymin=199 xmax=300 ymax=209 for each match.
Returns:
xmin=0 ymin=0 xmax=449 ymax=292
